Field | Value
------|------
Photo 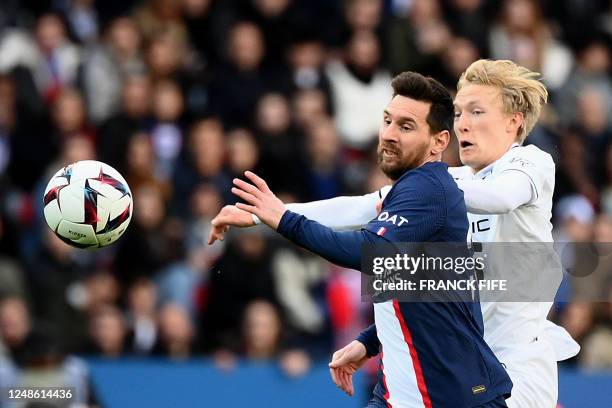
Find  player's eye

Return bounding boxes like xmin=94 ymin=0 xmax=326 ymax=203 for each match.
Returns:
xmin=383 ymin=118 xmax=391 ymax=125
xmin=401 ymin=125 xmax=412 ymax=132
xmin=454 ymin=112 xmax=461 ymax=119
xmin=472 ymin=110 xmax=483 ymax=115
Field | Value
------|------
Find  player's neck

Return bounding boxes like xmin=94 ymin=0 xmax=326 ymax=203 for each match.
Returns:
xmin=470 ymin=142 xmax=519 ymax=174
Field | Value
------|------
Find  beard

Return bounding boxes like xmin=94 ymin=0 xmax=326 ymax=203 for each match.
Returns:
xmin=377 ymin=142 xmax=429 ymax=180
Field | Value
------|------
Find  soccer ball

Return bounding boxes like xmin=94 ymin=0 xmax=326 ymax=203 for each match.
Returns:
xmin=43 ymin=160 xmax=133 ymax=249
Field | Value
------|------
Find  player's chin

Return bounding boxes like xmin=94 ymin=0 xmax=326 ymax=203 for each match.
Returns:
xmin=459 ymin=150 xmax=479 ymax=167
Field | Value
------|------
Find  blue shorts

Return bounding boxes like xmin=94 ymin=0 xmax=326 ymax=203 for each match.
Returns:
xmin=365 ymin=394 xmax=508 ymax=408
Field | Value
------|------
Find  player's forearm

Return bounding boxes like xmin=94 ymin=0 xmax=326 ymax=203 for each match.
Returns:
xmin=356 ymin=324 xmax=380 ymax=357
xmin=455 ymin=171 xmax=534 ymax=214
xmin=286 ymin=189 xmax=388 ymax=230
xmin=277 ymin=210 xmax=380 ymax=270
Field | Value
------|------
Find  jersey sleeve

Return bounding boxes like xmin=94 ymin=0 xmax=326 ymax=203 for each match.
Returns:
xmin=277 ymin=210 xmax=384 ymax=270
xmin=356 ymin=324 xmax=380 ymax=357
xmin=495 ymin=146 xmax=553 ymax=203
xmin=455 ymin=171 xmax=534 ymax=214
xmin=285 ymin=186 xmax=391 ymax=230
xmin=363 ymin=173 xmax=446 ymax=242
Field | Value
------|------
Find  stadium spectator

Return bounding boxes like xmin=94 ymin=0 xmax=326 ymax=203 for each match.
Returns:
xmin=0 ymin=296 xmax=92 ymax=405
xmin=489 ymin=0 xmax=573 ymax=90
xmin=242 ymin=299 xmax=311 ymax=377
xmin=98 ymin=74 xmax=152 ymax=174
xmin=384 ymin=0 xmax=451 ymax=75
xmin=182 ymin=0 xmax=226 ymax=68
xmin=183 ymin=182 xmax=226 ymax=273
xmin=227 ymin=128 xmax=260 ymax=178
xmin=291 ymin=88 xmax=330 ymax=131
xmin=0 ymin=296 xmax=36 ymax=365
xmin=154 ymin=302 xmax=196 ymax=359
xmin=82 ymin=16 xmax=145 ymax=123
xmin=326 ymin=30 xmax=391 ymax=150
xmin=149 ymin=79 xmax=185 ymax=180
xmin=134 ymin=0 xmax=188 ymax=46
xmin=51 ymin=88 xmax=95 ymax=145
xmin=253 ymin=92 xmax=307 ymax=199
xmin=84 ymin=305 xmax=127 ymax=358
xmin=558 ymin=87 xmax=612 ymax=205
xmin=285 ymin=31 xmax=331 ymax=97
xmin=444 ymin=0 xmax=490 ymax=57
xmin=32 ymin=13 xmax=81 ymax=100
xmin=302 ymin=118 xmax=346 ymax=200
xmin=27 ymin=230 xmax=92 ymax=352
xmin=59 ymin=0 xmax=99 ymax=44
xmin=113 ymin=183 xmax=174 ymax=285
xmin=124 ymin=132 xmax=171 ymax=202
xmin=199 ymin=230 xmax=279 ymax=353
xmin=209 ymin=21 xmax=269 ymax=127
xmin=126 ymin=278 xmax=158 ymax=355
xmin=172 ymin=118 xmax=231 ymax=216
xmin=555 ymin=36 xmax=612 ymax=128
xmin=86 ymin=269 xmax=119 ymax=306
xmin=0 ymin=223 xmax=26 ymax=299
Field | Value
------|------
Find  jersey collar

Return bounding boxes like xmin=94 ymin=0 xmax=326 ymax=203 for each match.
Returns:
xmin=472 ymin=143 xmax=521 ymax=179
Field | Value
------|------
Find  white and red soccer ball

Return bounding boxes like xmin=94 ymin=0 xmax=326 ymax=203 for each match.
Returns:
xmin=43 ymin=160 xmax=133 ymax=249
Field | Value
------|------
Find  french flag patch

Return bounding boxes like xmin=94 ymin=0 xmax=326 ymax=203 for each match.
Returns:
xmin=376 ymin=227 xmax=387 ymax=236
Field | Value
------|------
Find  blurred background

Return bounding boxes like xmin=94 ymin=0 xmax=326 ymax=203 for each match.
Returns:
xmin=0 ymin=0 xmax=611 ymax=407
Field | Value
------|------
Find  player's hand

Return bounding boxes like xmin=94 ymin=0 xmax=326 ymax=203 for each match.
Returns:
xmin=328 ymin=340 xmax=368 ymax=396
xmin=231 ymin=171 xmax=286 ymax=230
xmin=208 ymin=205 xmax=254 ymax=244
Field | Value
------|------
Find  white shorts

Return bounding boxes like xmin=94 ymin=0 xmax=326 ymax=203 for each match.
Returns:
xmin=500 ymin=337 xmax=558 ymax=408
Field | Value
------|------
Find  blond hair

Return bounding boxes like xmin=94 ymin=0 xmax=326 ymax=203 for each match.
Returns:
xmin=457 ymin=59 xmax=548 ymax=143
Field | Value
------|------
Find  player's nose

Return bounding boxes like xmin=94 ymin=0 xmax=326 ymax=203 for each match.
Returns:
xmin=380 ymin=124 xmax=399 ymax=142
xmin=455 ymin=115 xmax=470 ymax=134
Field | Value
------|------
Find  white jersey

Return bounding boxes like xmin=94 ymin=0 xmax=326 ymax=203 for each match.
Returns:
xmin=448 ymin=144 xmax=578 ymax=362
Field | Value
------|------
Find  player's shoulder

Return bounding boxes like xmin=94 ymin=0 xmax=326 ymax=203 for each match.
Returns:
xmin=401 ymin=162 xmax=449 ymax=186
xmin=391 ymin=162 xmax=448 ymax=196
xmin=448 ymin=165 xmax=472 ymax=180
xmin=500 ymin=144 xmax=555 ymax=169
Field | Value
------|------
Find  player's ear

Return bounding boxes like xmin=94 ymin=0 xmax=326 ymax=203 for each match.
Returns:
xmin=431 ymin=130 xmax=450 ymax=155
xmin=507 ymin=112 xmax=524 ymax=139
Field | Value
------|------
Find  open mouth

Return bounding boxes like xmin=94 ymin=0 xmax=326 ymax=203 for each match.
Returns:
xmin=382 ymin=148 xmax=399 ymax=157
xmin=460 ymin=141 xmax=474 ymax=148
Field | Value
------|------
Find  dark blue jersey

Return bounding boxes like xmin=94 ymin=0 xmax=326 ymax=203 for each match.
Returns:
xmin=277 ymin=162 xmax=512 ymax=407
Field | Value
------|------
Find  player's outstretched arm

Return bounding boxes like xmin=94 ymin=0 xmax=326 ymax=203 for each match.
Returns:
xmin=231 ymin=171 xmax=383 ymax=271
xmin=285 ymin=189 xmax=389 ymax=230
xmin=208 ymin=187 xmax=390 ymax=244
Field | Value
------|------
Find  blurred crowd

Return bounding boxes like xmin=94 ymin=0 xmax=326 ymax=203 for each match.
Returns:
xmin=0 ymin=0 xmax=611 ymax=402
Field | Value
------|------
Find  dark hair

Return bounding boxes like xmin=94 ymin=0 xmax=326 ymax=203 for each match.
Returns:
xmin=391 ymin=72 xmax=454 ymax=135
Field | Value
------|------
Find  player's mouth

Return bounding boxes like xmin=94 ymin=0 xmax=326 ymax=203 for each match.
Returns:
xmin=460 ymin=141 xmax=475 ymax=150
xmin=382 ymin=148 xmax=399 ymax=158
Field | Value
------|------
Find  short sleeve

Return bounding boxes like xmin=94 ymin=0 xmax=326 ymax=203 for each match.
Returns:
xmin=364 ymin=173 xmax=445 ymax=242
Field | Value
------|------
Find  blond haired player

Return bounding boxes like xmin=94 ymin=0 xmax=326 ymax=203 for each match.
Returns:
xmin=209 ymin=60 xmax=580 ymax=407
